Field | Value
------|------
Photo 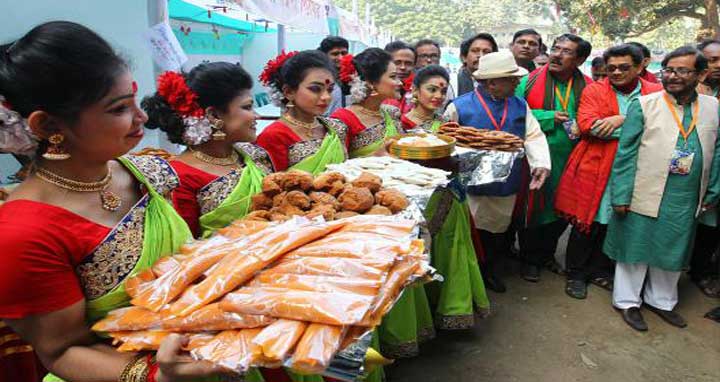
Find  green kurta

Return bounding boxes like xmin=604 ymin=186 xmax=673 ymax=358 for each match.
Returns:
xmin=516 ymin=76 xmax=578 ymax=225
xmin=593 ymin=83 xmax=642 ymax=224
xmin=603 ymin=99 xmax=720 ymax=271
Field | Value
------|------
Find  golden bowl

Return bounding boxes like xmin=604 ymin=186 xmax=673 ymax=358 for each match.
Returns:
xmin=389 ymin=133 xmax=456 ymax=160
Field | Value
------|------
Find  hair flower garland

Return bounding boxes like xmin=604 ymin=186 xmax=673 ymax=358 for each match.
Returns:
xmin=259 ymin=50 xmax=299 ymax=107
xmin=338 ymin=54 xmax=356 ymax=84
xmin=403 ymin=72 xmax=415 ymax=93
xmin=157 ymin=71 xmax=204 ymax=118
xmin=156 ymin=71 xmax=212 ymax=146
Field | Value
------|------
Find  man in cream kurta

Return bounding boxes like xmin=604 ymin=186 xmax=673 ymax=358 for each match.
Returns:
xmin=445 ymin=51 xmax=551 ymax=293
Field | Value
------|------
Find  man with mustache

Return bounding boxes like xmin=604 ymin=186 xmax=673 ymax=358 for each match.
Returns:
xmin=444 ymin=51 xmax=551 ymax=293
xmin=510 ymin=29 xmax=542 ymax=72
xmin=604 ymin=46 xmax=720 ymax=331
xmin=384 ymin=40 xmax=416 ymax=113
xmin=689 ymin=39 xmax=720 ymax=298
xmin=515 ymin=34 xmax=592 ymax=282
xmin=555 ymin=44 xmax=662 ymax=300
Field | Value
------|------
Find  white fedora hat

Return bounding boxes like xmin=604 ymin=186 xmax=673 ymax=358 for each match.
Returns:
xmin=473 ymin=51 xmax=529 ymax=80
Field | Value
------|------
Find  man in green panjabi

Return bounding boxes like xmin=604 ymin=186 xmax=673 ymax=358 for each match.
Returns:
xmin=515 ymin=34 xmax=592 ymax=282
xmin=605 ymin=46 xmax=720 ymax=331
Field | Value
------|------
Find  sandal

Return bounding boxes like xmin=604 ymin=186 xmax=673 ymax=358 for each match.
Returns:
xmin=590 ymin=276 xmax=613 ymax=291
xmin=695 ymin=278 xmax=720 ymax=298
xmin=705 ymin=307 xmax=720 ymax=323
xmin=544 ymin=259 xmax=566 ymax=276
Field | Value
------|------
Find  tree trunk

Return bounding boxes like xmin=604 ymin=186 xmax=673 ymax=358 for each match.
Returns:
xmin=704 ymin=0 xmax=720 ymax=39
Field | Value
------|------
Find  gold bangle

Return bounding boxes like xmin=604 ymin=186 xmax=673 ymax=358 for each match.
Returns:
xmin=119 ymin=354 xmax=150 ymax=382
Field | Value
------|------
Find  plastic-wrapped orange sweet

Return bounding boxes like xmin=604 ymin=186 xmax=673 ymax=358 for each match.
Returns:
xmin=220 ymin=287 xmax=374 ymax=326
xmin=251 ymin=319 xmax=307 ymax=361
xmin=192 ymin=329 xmax=278 ymax=372
xmin=169 ymin=219 xmax=347 ymax=317
xmin=110 ymin=331 xmax=215 ymax=352
xmin=250 ymin=273 xmax=381 ymax=296
xmin=289 ymin=324 xmax=344 ymax=374
xmin=262 ymin=256 xmax=387 ymax=280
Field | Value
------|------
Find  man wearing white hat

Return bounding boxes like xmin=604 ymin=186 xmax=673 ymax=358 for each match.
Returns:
xmin=444 ymin=51 xmax=551 ymax=293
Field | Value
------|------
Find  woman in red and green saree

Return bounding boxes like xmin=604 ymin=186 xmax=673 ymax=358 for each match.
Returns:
xmin=256 ymin=50 xmax=349 ymax=175
xmin=331 ymin=48 xmax=405 ymax=158
xmin=142 ymin=63 xmax=272 ymax=239
xmin=332 ymin=49 xmax=433 ymax=358
xmin=0 ymin=22 xmax=222 ymax=382
xmin=402 ymin=65 xmax=490 ymax=330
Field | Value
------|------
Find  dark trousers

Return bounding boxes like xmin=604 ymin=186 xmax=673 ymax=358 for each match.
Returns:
xmin=689 ymin=223 xmax=720 ymax=281
xmin=478 ymin=229 xmax=514 ymax=275
xmin=565 ymin=224 xmax=613 ymax=281
xmin=519 ymin=220 xmax=568 ymax=267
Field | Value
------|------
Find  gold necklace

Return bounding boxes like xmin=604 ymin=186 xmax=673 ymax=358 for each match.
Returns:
xmin=356 ymin=105 xmax=382 ymax=118
xmin=282 ymin=113 xmax=319 ymax=131
xmin=407 ymin=108 xmax=434 ymax=123
xmin=35 ymin=166 xmax=122 ymax=212
xmin=191 ymin=149 xmax=239 ymax=166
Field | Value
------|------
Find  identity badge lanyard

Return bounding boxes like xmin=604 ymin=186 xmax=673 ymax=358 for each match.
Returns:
xmin=663 ymin=93 xmax=698 ymax=175
xmin=474 ymin=88 xmax=509 ymax=131
xmin=555 ymin=79 xmax=579 ymax=140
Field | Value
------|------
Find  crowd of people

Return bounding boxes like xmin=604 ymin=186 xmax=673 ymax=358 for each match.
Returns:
xmin=0 ymin=19 xmax=718 ymax=382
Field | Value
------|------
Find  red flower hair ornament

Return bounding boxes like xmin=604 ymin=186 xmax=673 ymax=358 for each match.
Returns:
xmin=338 ymin=54 xmax=356 ymax=84
xmin=157 ymin=71 xmax=204 ymax=118
xmin=156 ymin=71 xmax=213 ymax=145
xmin=259 ymin=50 xmax=299 ymax=107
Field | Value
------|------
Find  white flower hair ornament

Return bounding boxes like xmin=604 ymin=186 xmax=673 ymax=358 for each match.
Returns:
xmin=0 ymin=95 xmax=39 ymax=156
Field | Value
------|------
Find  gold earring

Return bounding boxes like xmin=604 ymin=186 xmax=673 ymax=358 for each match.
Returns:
xmin=43 ymin=134 xmax=71 ymax=160
xmin=368 ymin=86 xmax=379 ymax=97
xmin=211 ymin=119 xmax=226 ymax=141
xmin=411 ymin=94 xmax=419 ymax=104
xmin=286 ymin=99 xmax=295 ymax=108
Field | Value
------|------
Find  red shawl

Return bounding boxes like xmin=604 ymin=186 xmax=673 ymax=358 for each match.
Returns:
xmin=517 ymin=65 xmax=591 ymax=224
xmin=554 ymin=77 xmax=662 ymax=231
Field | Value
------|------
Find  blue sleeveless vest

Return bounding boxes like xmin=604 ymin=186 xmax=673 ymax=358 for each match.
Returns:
xmin=453 ymin=86 xmax=527 ymax=196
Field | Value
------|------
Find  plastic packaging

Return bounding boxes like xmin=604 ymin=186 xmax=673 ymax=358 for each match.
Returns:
xmin=93 ymin=303 xmax=274 ymax=332
xmin=288 ymin=324 xmax=345 ymax=374
xmin=250 ymin=273 xmax=382 ymax=296
xmin=221 ymin=287 xmax=374 ymax=326
xmin=168 ymin=218 xmax=346 ymax=317
xmin=192 ymin=329 xmax=277 ymax=372
xmin=251 ymin=319 xmax=307 ymax=362
xmin=263 ymin=257 xmax=387 ymax=280
xmin=110 ymin=331 xmax=215 ymax=352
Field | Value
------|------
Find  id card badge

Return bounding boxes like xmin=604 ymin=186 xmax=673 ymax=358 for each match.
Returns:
xmin=669 ymin=148 xmax=694 ymax=175
xmin=563 ymin=119 xmax=580 ymax=141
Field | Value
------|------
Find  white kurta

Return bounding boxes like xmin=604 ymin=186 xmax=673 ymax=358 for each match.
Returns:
xmin=445 ymin=103 xmax=551 ymax=233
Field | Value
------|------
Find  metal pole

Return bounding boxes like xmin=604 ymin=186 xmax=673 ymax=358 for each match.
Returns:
xmin=278 ymin=24 xmax=287 ymax=53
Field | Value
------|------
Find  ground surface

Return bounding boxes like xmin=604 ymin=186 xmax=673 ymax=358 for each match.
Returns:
xmin=388 ymin=262 xmax=720 ymax=382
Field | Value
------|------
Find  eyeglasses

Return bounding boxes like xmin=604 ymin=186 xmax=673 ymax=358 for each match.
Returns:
xmin=550 ymin=46 xmax=576 ymax=57
xmin=418 ymin=54 xmax=440 ymax=60
xmin=660 ymin=67 xmax=697 ymax=77
xmin=605 ymin=64 xmax=634 ymax=73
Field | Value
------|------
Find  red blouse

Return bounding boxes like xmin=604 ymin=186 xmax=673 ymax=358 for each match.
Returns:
xmin=329 ymin=108 xmax=368 ymax=140
xmin=0 ymin=200 xmax=110 ymax=319
xmin=170 ymin=160 xmax=218 ymax=238
xmin=400 ymin=114 xmax=417 ymax=131
xmin=255 ymin=121 xmax=303 ymax=172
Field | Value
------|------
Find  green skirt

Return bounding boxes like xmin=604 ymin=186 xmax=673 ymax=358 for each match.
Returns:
xmin=378 ymin=284 xmax=434 ymax=359
xmin=424 ymin=188 xmax=489 ymax=330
